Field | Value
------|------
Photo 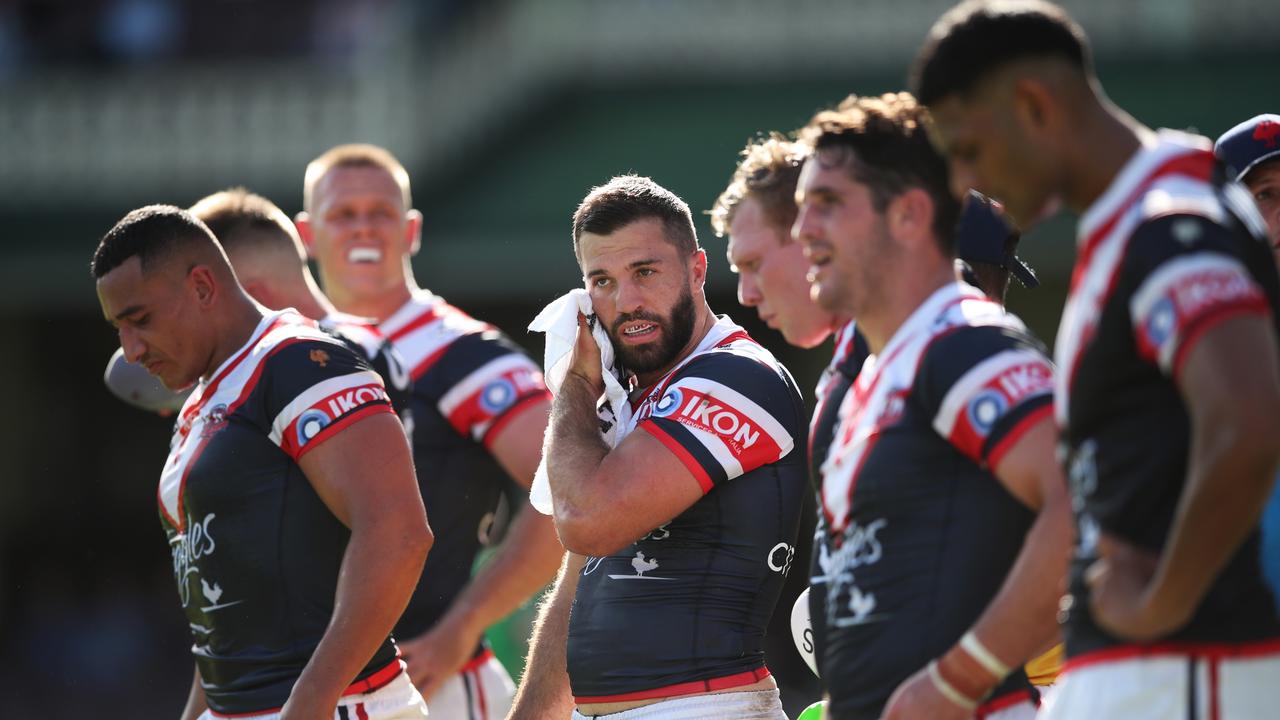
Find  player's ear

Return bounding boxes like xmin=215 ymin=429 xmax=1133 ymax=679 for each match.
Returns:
xmin=1010 ymin=74 xmax=1056 ymax=137
xmin=689 ymin=248 xmax=708 ymax=291
xmin=188 ymin=265 xmax=218 ymax=308
xmin=406 ymin=209 xmax=423 ymax=256
xmin=887 ymin=187 xmax=935 ymax=254
xmin=294 ymin=213 xmax=316 ymax=258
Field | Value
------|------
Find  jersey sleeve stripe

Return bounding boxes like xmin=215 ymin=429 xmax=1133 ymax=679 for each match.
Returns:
xmin=269 ymin=370 xmax=386 ymax=446
xmin=932 ymin=350 xmax=1054 ymax=439
xmin=1171 ymin=299 xmax=1272 ymax=381
xmin=438 ymin=354 xmax=540 ymax=416
xmin=984 ymin=401 xmax=1054 ymax=472
xmin=638 ymin=421 xmax=715 ymax=494
xmin=669 ymin=376 xmax=794 ymax=456
xmin=479 ymin=390 xmax=551 ymax=450
xmin=292 ymin=403 xmax=393 ymax=461
xmin=1129 ymin=253 xmax=1268 ymax=374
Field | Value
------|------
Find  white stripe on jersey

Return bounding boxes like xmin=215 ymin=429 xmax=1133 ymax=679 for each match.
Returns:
xmin=381 ymin=295 xmax=489 ymax=371
xmin=268 ymin=370 xmax=385 ymax=447
xmin=932 ymin=349 xmax=1053 ymax=439
xmin=1140 ymin=177 xmax=1227 ymax=225
xmin=437 ymin=354 xmax=538 ymax=418
xmin=670 ymin=375 xmax=795 ymax=459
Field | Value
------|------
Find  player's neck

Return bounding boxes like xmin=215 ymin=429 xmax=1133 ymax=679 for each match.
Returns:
xmin=1064 ymin=103 xmax=1151 ymax=215
xmin=289 ymin=274 xmax=338 ymax=321
xmin=202 ymin=293 xmax=267 ymax=383
xmin=860 ymin=263 xmax=954 ymax=355
xmin=329 ymin=282 xmax=415 ymax=324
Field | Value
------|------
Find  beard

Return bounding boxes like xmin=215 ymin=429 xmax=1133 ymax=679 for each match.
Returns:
xmin=607 ymin=283 xmax=697 ymax=376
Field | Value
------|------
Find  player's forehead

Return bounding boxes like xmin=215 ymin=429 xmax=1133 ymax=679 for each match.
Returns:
xmin=97 ymin=255 xmax=168 ymax=318
xmin=797 ymin=154 xmax=872 ymax=204
xmin=578 ymin=217 xmax=681 ymax=274
xmin=727 ymin=200 xmax=783 ymax=261
xmin=312 ymin=164 xmax=405 ymax=212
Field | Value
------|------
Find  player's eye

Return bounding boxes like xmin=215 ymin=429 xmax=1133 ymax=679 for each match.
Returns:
xmin=636 ymin=268 xmax=656 ymax=278
xmin=1256 ymin=188 xmax=1275 ymax=203
xmin=592 ymin=277 xmax=611 ymax=289
xmin=134 ymin=314 xmax=150 ymax=328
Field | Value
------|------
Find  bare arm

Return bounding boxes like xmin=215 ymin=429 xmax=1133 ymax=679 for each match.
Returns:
xmin=178 ymin=665 xmax=207 ymax=720
xmin=885 ymin=416 xmax=1072 ymax=717
xmin=401 ymin=399 xmax=565 ymax=698
xmin=280 ymin=412 xmax=433 ymax=719
xmin=507 ymin=552 xmax=584 ymax=720
xmin=548 ymin=372 xmax=704 ymax=556
xmin=1090 ymin=315 xmax=1280 ymax=640
xmin=547 ymin=314 xmax=703 ymax=556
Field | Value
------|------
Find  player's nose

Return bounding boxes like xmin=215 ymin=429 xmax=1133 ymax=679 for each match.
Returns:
xmin=119 ymin=327 xmax=147 ymax=364
xmin=738 ymin=274 xmax=761 ymax=308
xmin=792 ymin=206 xmax=817 ymax=246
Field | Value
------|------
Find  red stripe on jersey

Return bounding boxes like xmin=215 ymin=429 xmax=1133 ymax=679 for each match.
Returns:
xmin=574 ymin=666 xmax=770 ymax=704
xmin=480 ymin=390 xmax=551 ymax=450
xmin=944 ymin=359 xmax=1054 ymax=464
xmin=385 ymin=306 xmax=444 ymax=343
xmin=639 ymin=421 xmax=714 ymax=494
xmin=292 ymin=403 xmax=394 ymax=462
xmin=280 ymin=382 xmax=392 ymax=458
xmin=409 ymin=344 xmax=450 ymax=382
xmin=1171 ymin=299 xmax=1271 ymax=381
xmin=985 ymin=403 xmax=1053 ymax=472
xmin=1209 ymin=656 xmax=1222 ymax=720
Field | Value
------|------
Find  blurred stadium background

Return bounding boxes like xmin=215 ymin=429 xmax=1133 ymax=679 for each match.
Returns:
xmin=0 ymin=0 xmax=1275 ymax=716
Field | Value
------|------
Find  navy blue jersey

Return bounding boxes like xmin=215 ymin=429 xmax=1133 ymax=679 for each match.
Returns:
xmin=818 ymin=284 xmax=1053 ymax=720
xmin=565 ymin=318 xmax=807 ymax=702
xmin=807 ymin=321 xmax=868 ymax=685
xmin=159 ymin=311 xmax=401 ymax=715
xmin=379 ymin=293 xmax=550 ymax=643
xmin=1056 ymin=131 xmax=1280 ymax=660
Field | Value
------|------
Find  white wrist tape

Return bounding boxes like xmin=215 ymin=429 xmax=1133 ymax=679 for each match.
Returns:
xmin=927 ymin=660 xmax=980 ymax=711
xmin=960 ymin=631 xmax=1012 ymax=680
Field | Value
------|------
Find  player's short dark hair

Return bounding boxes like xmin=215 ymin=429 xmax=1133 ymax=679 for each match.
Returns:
xmin=572 ymin=175 xmax=699 ymax=260
xmin=912 ymin=0 xmax=1091 ymax=106
xmin=710 ymin=134 xmax=809 ymax=240
xmin=91 ymin=205 xmax=220 ymax=279
xmin=189 ymin=187 xmax=303 ymax=259
xmin=797 ymin=92 xmax=960 ymax=255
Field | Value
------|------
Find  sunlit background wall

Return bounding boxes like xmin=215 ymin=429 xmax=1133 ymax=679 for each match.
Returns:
xmin=1 ymin=0 xmax=1276 ymax=716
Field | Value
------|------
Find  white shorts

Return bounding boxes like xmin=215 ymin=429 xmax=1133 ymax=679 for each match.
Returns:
xmin=1039 ymin=644 xmax=1280 ymax=720
xmin=200 ymin=668 xmax=428 ymax=719
xmin=422 ymin=649 xmax=515 ymax=720
xmin=570 ymin=689 xmax=786 ymax=719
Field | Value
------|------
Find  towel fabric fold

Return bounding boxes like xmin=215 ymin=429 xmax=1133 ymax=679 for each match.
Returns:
xmin=526 ymin=289 xmax=632 ymax=515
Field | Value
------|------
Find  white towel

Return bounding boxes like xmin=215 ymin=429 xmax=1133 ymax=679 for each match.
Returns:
xmin=526 ymin=289 xmax=632 ymax=515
